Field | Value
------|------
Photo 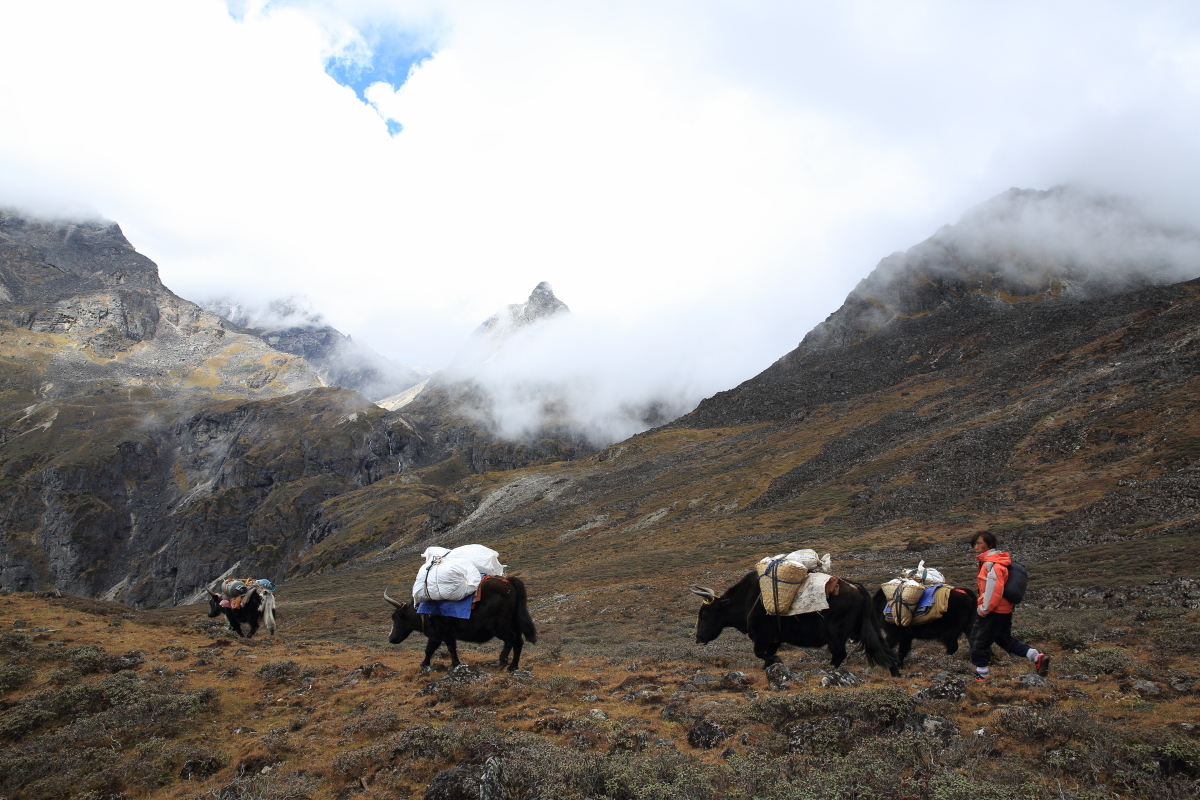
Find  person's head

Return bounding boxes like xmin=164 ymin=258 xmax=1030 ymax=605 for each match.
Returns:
xmin=970 ymin=531 xmax=997 ymax=554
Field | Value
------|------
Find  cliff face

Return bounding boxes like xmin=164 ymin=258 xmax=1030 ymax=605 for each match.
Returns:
xmin=201 ymin=296 xmax=424 ymax=401
xmin=0 ymin=213 xmax=424 ymax=606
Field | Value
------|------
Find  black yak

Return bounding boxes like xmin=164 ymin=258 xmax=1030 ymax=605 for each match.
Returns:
xmin=873 ymin=585 xmax=977 ymax=668
xmin=206 ymin=586 xmax=276 ymax=638
xmin=384 ymin=576 xmax=537 ymax=672
xmin=692 ymin=572 xmax=899 ymax=676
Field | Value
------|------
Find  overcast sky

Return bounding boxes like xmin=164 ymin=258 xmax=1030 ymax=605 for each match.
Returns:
xmin=4 ymin=0 xmax=1200 ymax=392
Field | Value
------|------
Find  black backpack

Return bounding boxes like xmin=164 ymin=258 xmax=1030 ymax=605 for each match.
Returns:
xmin=1003 ymin=560 xmax=1028 ymax=604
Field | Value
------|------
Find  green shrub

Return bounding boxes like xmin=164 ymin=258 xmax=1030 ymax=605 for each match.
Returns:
xmin=0 ymin=664 xmax=34 ymax=693
xmin=1063 ymin=647 xmax=1134 ymax=675
xmin=748 ymin=687 xmax=914 ymax=730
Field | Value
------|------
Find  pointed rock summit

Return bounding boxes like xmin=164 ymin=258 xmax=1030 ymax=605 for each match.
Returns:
xmin=476 ymin=281 xmax=569 ymax=340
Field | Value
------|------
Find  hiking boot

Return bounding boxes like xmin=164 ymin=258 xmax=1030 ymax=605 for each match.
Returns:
xmin=1035 ymin=653 xmax=1051 ymax=677
xmin=974 ymin=673 xmax=988 ymax=683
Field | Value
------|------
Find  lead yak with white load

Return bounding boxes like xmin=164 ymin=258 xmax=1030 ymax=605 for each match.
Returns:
xmin=384 ymin=577 xmax=537 ymax=671
xmin=386 ymin=544 xmax=536 ymax=671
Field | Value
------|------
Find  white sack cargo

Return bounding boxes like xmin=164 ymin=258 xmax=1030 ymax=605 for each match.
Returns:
xmin=902 ymin=560 xmax=945 ymax=586
xmin=446 ymin=544 xmax=506 ymax=577
xmin=412 ymin=547 xmax=481 ymax=603
xmin=787 ymin=549 xmax=832 ymax=573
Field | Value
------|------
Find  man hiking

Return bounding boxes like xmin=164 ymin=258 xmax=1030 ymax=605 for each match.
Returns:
xmin=969 ymin=531 xmax=1050 ymax=682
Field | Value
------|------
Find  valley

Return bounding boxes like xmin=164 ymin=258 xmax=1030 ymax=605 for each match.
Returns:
xmin=1 ymin=189 xmax=1199 ymax=799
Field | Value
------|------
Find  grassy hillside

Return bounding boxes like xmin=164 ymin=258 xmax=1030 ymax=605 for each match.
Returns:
xmin=1 ymin=573 xmax=1197 ymax=800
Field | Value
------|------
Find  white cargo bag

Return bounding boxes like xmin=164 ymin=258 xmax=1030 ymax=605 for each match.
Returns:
xmin=903 ymin=560 xmax=946 ymax=586
xmin=446 ymin=544 xmax=506 ymax=577
xmin=786 ymin=549 xmax=832 ymax=573
xmin=412 ymin=548 xmax=481 ymax=603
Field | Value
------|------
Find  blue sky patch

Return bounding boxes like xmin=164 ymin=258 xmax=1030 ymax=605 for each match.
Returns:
xmin=324 ymin=29 xmax=433 ymax=105
xmin=224 ymin=3 xmax=433 ymax=135
xmin=324 ymin=28 xmax=434 ymax=135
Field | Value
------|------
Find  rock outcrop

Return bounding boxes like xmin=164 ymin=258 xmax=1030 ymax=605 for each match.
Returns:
xmin=0 ymin=211 xmax=415 ymax=605
xmin=382 ymin=282 xmax=602 ymax=480
xmin=202 ymin=296 xmax=423 ymax=401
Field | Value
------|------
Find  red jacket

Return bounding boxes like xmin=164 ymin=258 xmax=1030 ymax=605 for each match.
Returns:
xmin=976 ymin=550 xmax=1015 ymax=615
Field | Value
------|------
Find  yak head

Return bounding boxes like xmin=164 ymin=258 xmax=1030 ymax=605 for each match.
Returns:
xmin=205 ymin=587 xmax=224 ymax=619
xmin=690 ymin=584 xmax=733 ymax=644
xmin=384 ymin=589 xmax=420 ymax=645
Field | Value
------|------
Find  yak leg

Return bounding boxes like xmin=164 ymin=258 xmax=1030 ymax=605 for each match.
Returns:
xmin=444 ymin=638 xmax=462 ymax=667
xmin=753 ymin=637 xmax=783 ymax=669
xmin=897 ymin=631 xmax=913 ymax=667
xmin=507 ymin=638 xmax=523 ymax=672
xmin=828 ymin=637 xmax=849 ymax=668
xmin=498 ymin=643 xmax=513 ymax=667
xmin=421 ymin=638 xmax=442 ymax=669
xmin=942 ymin=633 xmax=960 ymax=656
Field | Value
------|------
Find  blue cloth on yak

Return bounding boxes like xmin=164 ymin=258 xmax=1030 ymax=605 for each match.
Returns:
xmin=917 ymin=585 xmax=940 ymax=611
xmin=417 ymin=595 xmax=474 ymax=619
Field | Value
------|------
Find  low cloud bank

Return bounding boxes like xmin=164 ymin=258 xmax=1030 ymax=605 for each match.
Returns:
xmin=441 ymin=306 xmax=739 ymax=446
xmin=872 ymin=186 xmax=1200 ymax=299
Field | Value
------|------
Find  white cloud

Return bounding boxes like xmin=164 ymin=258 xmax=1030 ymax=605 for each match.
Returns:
xmin=2 ymin=0 xmax=1200 ymax=395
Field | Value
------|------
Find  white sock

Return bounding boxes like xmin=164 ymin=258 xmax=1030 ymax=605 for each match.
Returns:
xmin=1026 ymin=648 xmax=1040 ymax=663
xmin=976 ymin=667 xmax=989 ymax=677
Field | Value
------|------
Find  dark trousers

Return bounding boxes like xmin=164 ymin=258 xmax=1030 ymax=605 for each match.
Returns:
xmin=969 ymin=612 xmax=1032 ymax=669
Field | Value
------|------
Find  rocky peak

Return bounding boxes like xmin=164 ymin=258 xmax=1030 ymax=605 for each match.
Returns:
xmin=0 ymin=209 xmax=166 ymax=303
xmin=476 ymin=281 xmax=570 ymax=340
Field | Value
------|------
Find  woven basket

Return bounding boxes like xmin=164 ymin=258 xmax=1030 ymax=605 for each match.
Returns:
xmin=757 ymin=558 xmax=809 ymax=614
xmin=881 ymin=581 xmax=926 ymax=626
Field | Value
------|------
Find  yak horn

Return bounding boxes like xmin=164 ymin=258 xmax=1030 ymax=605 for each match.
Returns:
xmin=689 ymin=584 xmax=718 ymax=600
xmin=383 ymin=588 xmax=405 ymax=609
xmin=206 ymin=586 xmax=220 ymax=598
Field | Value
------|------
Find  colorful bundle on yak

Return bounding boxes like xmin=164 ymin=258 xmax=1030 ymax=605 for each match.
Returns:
xmin=881 ymin=579 xmax=953 ymax=626
xmin=219 ymin=578 xmax=276 ymax=609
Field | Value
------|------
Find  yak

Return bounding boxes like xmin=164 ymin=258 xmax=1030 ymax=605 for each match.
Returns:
xmin=384 ymin=576 xmax=537 ymax=672
xmin=206 ymin=586 xmax=276 ymax=638
xmin=873 ymin=585 xmax=977 ymax=668
xmin=692 ymin=572 xmax=899 ymax=676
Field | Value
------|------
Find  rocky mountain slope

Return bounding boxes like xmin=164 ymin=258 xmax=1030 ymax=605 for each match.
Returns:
xmin=0 ymin=212 xmax=424 ymax=606
xmin=202 ymin=296 xmax=423 ymax=402
xmin=0 ymin=213 xmax=323 ymax=397
xmin=301 ymin=189 xmax=1200 ymax=598
xmin=5 ymin=188 xmax=1200 ymax=614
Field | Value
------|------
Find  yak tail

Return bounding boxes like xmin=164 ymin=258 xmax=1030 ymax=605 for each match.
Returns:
xmin=259 ymin=590 xmax=276 ymax=635
xmin=850 ymin=580 xmax=898 ymax=676
xmin=510 ymin=577 xmax=537 ymax=644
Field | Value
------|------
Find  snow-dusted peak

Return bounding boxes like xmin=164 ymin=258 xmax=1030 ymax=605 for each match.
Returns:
xmin=476 ymin=281 xmax=570 ymax=340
